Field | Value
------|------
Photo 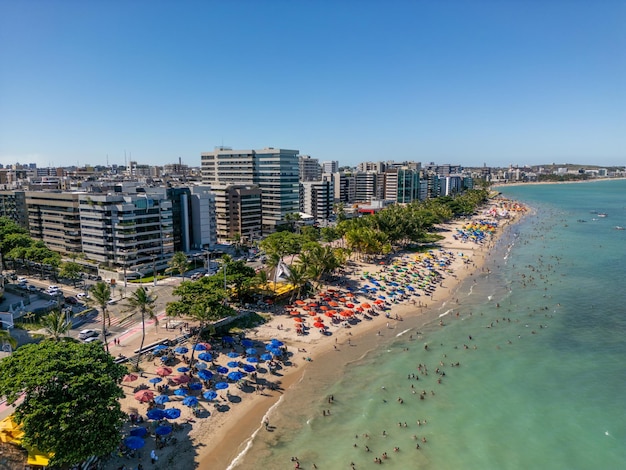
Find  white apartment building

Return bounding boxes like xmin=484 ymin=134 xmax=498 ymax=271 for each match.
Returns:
xmin=300 ymin=177 xmax=334 ymax=222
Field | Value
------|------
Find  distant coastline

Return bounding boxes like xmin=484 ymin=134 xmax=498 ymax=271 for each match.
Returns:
xmin=491 ymin=176 xmax=626 ymax=188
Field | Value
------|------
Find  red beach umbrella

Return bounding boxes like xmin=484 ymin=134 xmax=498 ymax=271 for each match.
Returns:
xmin=308 ymin=303 xmax=319 ymax=308
xmin=123 ymin=373 xmax=139 ymax=383
xmin=325 ymin=311 xmax=336 ymax=317
xmin=313 ymin=322 xmax=325 ymax=328
xmin=156 ymin=366 xmax=173 ymax=377
xmin=328 ymin=301 xmax=339 ymax=307
xmin=172 ymin=374 xmax=190 ymax=385
xmin=295 ymin=300 xmax=306 ymax=306
xmin=345 ymin=303 xmax=355 ymax=309
xmin=361 ymin=303 xmax=372 ymax=309
xmin=134 ymin=390 xmax=154 ymax=402
xmin=374 ymin=299 xmax=384 ymax=305
xmin=320 ymin=306 xmax=329 ymax=311
xmin=294 ymin=317 xmax=304 ymax=323
xmin=340 ymin=310 xmax=353 ymax=317
xmin=289 ymin=310 xmax=301 ymax=316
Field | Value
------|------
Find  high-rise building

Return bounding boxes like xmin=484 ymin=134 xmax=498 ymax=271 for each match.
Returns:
xmin=300 ymin=177 xmax=334 ymax=222
xmin=354 ymin=172 xmax=378 ymax=202
xmin=26 ymin=191 xmax=83 ymax=255
xmin=213 ymin=185 xmax=262 ymax=243
xmin=201 ymin=146 xmax=300 ymax=235
xmin=189 ymin=186 xmax=217 ymax=250
xmin=299 ymin=155 xmax=322 ymax=182
xmin=321 ymin=161 xmax=339 ymax=174
xmin=383 ymin=168 xmax=420 ymax=203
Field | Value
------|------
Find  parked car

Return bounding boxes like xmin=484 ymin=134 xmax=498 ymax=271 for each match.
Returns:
xmin=76 ymin=293 xmax=88 ymax=299
xmin=78 ymin=329 xmax=99 ymax=340
xmin=17 ymin=277 xmax=28 ymax=283
xmin=27 ymin=285 xmax=38 ymax=292
xmin=83 ymin=337 xmax=102 ymax=344
xmin=66 ymin=297 xmax=78 ymax=305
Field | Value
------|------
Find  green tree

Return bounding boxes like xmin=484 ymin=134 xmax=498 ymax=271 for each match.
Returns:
xmin=58 ymin=261 xmax=83 ymax=287
xmin=0 ymin=217 xmax=29 ymax=270
xmin=122 ymin=286 xmax=158 ymax=369
xmin=0 ymin=340 xmax=127 ymax=467
xmin=40 ymin=310 xmax=72 ymax=341
xmin=86 ymin=281 xmax=112 ymax=354
xmin=167 ymin=251 xmax=190 ymax=281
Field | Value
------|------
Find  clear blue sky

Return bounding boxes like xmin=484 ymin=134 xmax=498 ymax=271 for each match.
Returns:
xmin=1 ymin=0 xmax=624 ymax=169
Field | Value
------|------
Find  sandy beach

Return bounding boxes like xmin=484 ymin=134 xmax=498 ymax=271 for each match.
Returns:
xmin=105 ymin=198 xmax=525 ymax=470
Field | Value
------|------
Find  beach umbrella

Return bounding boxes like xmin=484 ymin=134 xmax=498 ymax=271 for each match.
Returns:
xmin=228 ymin=371 xmax=244 ymax=381
xmin=155 ymin=425 xmax=173 ymax=436
xmin=146 ymin=408 xmax=165 ymax=420
xmin=203 ymin=390 xmax=218 ymax=400
xmin=227 ymin=352 xmax=240 ymax=358
xmin=378 ymin=295 xmax=386 ymax=300
xmin=295 ymin=300 xmax=305 ymax=305
xmin=222 ymin=336 xmax=234 ymax=343
xmin=174 ymin=346 xmax=189 ymax=354
xmin=156 ymin=367 xmax=173 ymax=377
xmin=183 ymin=396 xmax=199 ymax=407
xmin=173 ymin=388 xmax=188 ymax=397
xmin=325 ymin=311 xmax=336 ymax=318
xmin=134 ymin=390 xmax=154 ymax=403
xmin=242 ymin=364 xmax=256 ymax=373
xmin=124 ymin=436 xmax=145 ymax=450
xmin=215 ymin=382 xmax=229 ymax=390
xmin=328 ymin=301 xmax=339 ymax=307
xmin=216 ymin=366 xmax=229 ymax=374
xmin=270 ymin=339 xmax=284 ymax=347
xmin=163 ymin=408 xmax=181 ymax=419
xmin=188 ymin=382 xmax=203 ymax=391
xmin=308 ymin=303 xmax=318 ymax=308
xmin=319 ymin=305 xmax=328 ymax=311
xmin=172 ymin=374 xmax=190 ymax=385
xmin=293 ymin=317 xmax=303 ymax=323
xmin=289 ymin=310 xmax=301 ymax=316
xmin=260 ymin=353 xmax=273 ymax=361
xmin=123 ymin=373 xmax=139 ymax=383
xmin=154 ymin=395 xmax=170 ymax=405
xmin=195 ymin=362 xmax=208 ymax=370
xmin=345 ymin=303 xmax=355 ymax=309
xmin=314 ymin=322 xmax=325 ymax=328
xmin=406 ymin=286 xmax=415 ymax=292
xmin=227 ymin=361 xmax=239 ymax=368
xmin=194 ymin=343 xmax=209 ymax=351
xmin=197 ymin=370 xmax=213 ymax=381
xmin=246 ymin=356 xmax=259 ymax=363
xmin=177 ymin=367 xmax=190 ymax=373
xmin=129 ymin=427 xmax=148 ymax=437
xmin=241 ymin=339 xmax=254 ymax=348
xmin=148 ymin=377 xmax=163 ymax=385
xmin=245 ymin=348 xmax=257 ymax=356
xmin=198 ymin=352 xmax=213 ymax=362
xmin=374 ymin=299 xmax=384 ymax=305
xmin=153 ymin=344 xmax=169 ymax=351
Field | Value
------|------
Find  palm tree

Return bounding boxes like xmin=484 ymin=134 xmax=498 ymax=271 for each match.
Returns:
xmin=284 ymin=263 xmax=309 ymax=302
xmin=167 ymin=251 xmax=190 ymax=281
xmin=0 ymin=329 xmax=17 ymax=351
xmin=41 ymin=310 xmax=71 ymax=341
xmin=123 ymin=286 xmax=158 ymax=370
xmin=87 ymin=281 xmax=112 ymax=354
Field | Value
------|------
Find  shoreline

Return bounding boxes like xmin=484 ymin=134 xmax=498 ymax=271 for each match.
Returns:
xmin=103 ymin=198 xmax=525 ymax=470
xmin=199 ymin=207 xmax=523 ymax=469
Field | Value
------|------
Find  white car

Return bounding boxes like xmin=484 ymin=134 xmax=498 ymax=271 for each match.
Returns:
xmin=78 ymin=329 xmax=99 ymax=340
xmin=83 ymin=337 xmax=101 ymax=344
xmin=76 ymin=293 xmax=88 ymax=299
xmin=17 ymin=277 xmax=28 ymax=283
xmin=47 ymin=285 xmax=60 ymax=292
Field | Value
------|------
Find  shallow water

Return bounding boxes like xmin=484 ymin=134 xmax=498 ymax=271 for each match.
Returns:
xmin=231 ymin=180 xmax=626 ymax=470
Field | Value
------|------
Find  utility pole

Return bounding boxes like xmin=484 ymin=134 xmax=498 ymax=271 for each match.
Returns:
xmin=153 ymin=255 xmax=157 ymax=287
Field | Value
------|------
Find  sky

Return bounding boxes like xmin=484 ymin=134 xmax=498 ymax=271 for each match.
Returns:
xmin=1 ymin=0 xmax=625 ymax=169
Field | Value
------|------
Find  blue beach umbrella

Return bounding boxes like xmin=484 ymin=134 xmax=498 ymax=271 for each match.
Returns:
xmin=260 ymin=353 xmax=273 ymax=361
xmin=146 ymin=409 xmax=165 ymax=420
xmin=270 ymin=339 xmax=284 ymax=347
xmin=155 ymin=425 xmax=172 ymax=436
xmin=124 ymin=436 xmax=145 ymax=450
xmin=163 ymin=408 xmax=181 ymax=419
xmin=227 ymin=351 xmax=240 ymax=358
xmin=154 ymin=395 xmax=170 ymax=405
xmin=173 ymin=389 xmax=187 ymax=397
xmin=222 ymin=336 xmax=234 ymax=343
xmin=406 ymin=286 xmax=415 ymax=291
xmin=174 ymin=347 xmax=188 ymax=354
xmin=195 ymin=362 xmax=208 ymax=370
xmin=188 ymin=382 xmax=203 ymax=391
xmin=198 ymin=352 xmax=213 ymax=362
xmin=227 ymin=371 xmax=244 ymax=381
xmin=216 ymin=366 xmax=229 ymax=374
xmin=242 ymin=364 xmax=256 ymax=373
xmin=246 ymin=356 xmax=259 ymax=363
xmin=149 ymin=377 xmax=163 ymax=384
xmin=203 ymin=390 xmax=218 ymax=400
xmin=177 ymin=367 xmax=190 ymax=373
xmin=129 ymin=427 xmax=148 ymax=437
xmin=182 ymin=396 xmax=199 ymax=407
xmin=241 ymin=339 xmax=254 ymax=347
xmin=194 ymin=343 xmax=208 ymax=351
xmin=197 ymin=370 xmax=213 ymax=381
xmin=153 ymin=344 xmax=169 ymax=351
xmin=227 ymin=361 xmax=239 ymax=368
xmin=245 ymin=348 xmax=257 ymax=356
xmin=215 ymin=382 xmax=229 ymax=390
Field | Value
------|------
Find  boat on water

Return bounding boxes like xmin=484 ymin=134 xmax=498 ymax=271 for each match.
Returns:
xmin=577 ymin=219 xmax=587 ymax=223
xmin=615 ymin=226 xmax=625 ymax=230
xmin=598 ymin=213 xmax=608 ymax=217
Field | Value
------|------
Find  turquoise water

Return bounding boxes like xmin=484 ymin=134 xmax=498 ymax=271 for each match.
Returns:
xmin=232 ymin=180 xmax=626 ymax=470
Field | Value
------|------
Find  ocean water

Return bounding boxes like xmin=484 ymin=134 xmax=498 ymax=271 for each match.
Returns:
xmin=231 ymin=180 xmax=626 ymax=470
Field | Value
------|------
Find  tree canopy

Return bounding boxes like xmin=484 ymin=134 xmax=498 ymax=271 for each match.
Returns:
xmin=0 ymin=341 xmax=127 ymax=467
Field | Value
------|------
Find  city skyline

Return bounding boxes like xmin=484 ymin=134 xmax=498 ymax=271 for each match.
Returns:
xmin=1 ymin=1 xmax=624 ymax=169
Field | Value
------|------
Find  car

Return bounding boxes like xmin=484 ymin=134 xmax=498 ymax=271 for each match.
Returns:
xmin=83 ymin=337 xmax=102 ymax=344
xmin=107 ymin=298 xmax=117 ymax=305
xmin=27 ymin=285 xmax=38 ymax=292
xmin=78 ymin=329 xmax=99 ymax=340
xmin=66 ymin=297 xmax=78 ymax=305
xmin=17 ymin=277 xmax=28 ymax=283
xmin=47 ymin=285 xmax=59 ymax=291
xmin=76 ymin=292 xmax=88 ymax=299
